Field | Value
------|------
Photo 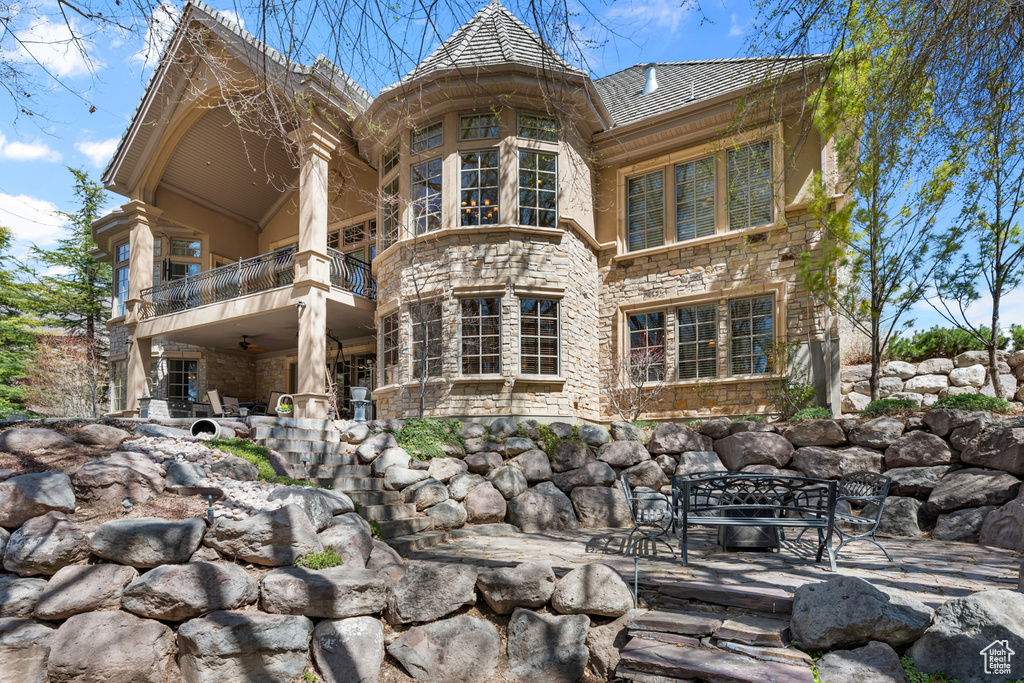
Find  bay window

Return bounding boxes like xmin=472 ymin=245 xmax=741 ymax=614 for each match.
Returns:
xmin=460 ymin=150 xmax=500 ymax=226
xmin=518 ymin=150 xmax=557 ymax=228
xmin=411 ymin=158 xmax=443 ymax=234
xmin=460 ymin=113 xmax=500 ymax=140
xmin=460 ymin=297 xmax=501 ymax=375
xmin=520 ymin=298 xmax=559 ymax=375
xmin=410 ymin=301 xmax=443 ymax=379
xmin=381 ymin=313 xmax=400 ymax=385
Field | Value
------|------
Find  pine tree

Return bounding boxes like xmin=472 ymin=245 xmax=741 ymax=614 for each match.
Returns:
xmin=0 ymin=226 xmax=35 ymax=415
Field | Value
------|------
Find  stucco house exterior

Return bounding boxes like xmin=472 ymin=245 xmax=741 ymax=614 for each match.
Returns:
xmin=94 ymin=0 xmax=841 ymax=423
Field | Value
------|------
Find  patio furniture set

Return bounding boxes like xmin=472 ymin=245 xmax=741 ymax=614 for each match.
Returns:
xmin=621 ymin=471 xmax=893 ymax=571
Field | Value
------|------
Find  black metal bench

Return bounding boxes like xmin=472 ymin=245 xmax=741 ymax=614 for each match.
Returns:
xmin=671 ymin=472 xmax=838 ymax=571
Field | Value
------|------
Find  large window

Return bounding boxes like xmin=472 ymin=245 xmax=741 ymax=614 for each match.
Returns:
xmin=411 ymin=158 xmax=443 ymax=234
xmin=170 ymin=239 xmax=201 ymax=258
xmin=410 ymin=302 xmax=443 ymax=379
xmin=520 ymin=298 xmax=559 ymax=375
xmin=381 ymin=313 xmax=400 ymax=384
xmin=730 ymin=295 xmax=774 ymax=375
xmin=518 ymin=150 xmax=557 ymax=228
xmin=380 ymin=177 xmax=401 ymax=249
xmin=110 ymin=361 xmax=126 ymax=412
xmin=678 ymin=304 xmax=718 ymax=380
xmin=628 ymin=312 xmax=666 ymax=381
xmin=114 ymin=241 xmax=129 ymax=317
xmin=675 ymin=158 xmax=715 ymax=241
xmin=381 ymin=147 xmax=399 ymax=176
xmin=411 ymin=121 xmax=443 ymax=154
xmin=167 ymin=359 xmax=198 ymax=401
xmin=460 ymin=297 xmax=501 ymax=375
xmin=627 ymin=171 xmax=664 ymax=251
xmin=517 ymin=113 xmax=558 ymax=141
xmin=460 ymin=113 xmax=500 ymax=140
xmin=728 ymin=141 xmax=773 ymax=231
xmin=460 ymin=150 xmax=500 ymax=226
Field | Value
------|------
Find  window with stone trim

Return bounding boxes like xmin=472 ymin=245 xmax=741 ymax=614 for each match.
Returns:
xmin=675 ymin=157 xmax=716 ymax=241
xmin=110 ymin=360 xmax=126 ymax=412
xmin=411 ymin=121 xmax=443 ymax=154
xmin=411 ymin=158 xmax=443 ymax=234
xmin=517 ymin=112 xmax=558 ymax=141
xmin=381 ymin=313 xmax=400 ymax=384
xmin=727 ymin=141 xmax=773 ymax=231
xmin=628 ymin=312 xmax=666 ymax=381
xmin=520 ymin=298 xmax=559 ymax=375
xmin=518 ymin=150 xmax=557 ymax=228
xmin=677 ymin=303 xmax=718 ymax=380
xmin=729 ymin=295 xmax=774 ymax=375
xmin=410 ymin=301 xmax=443 ymax=379
xmin=459 ymin=113 xmax=500 ymax=140
xmin=380 ymin=177 xmax=401 ymax=248
xmin=460 ymin=297 xmax=501 ymax=375
xmin=460 ymin=150 xmax=500 ymax=226
xmin=627 ymin=170 xmax=665 ymax=251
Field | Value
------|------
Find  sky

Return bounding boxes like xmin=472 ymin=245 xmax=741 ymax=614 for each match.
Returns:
xmin=0 ymin=0 xmax=1017 ymax=334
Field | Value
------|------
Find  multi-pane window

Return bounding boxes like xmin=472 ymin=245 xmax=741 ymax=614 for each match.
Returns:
xmin=171 ymin=239 xmax=201 ymax=257
xmin=675 ymin=158 xmax=716 ymax=241
xmin=167 ymin=359 xmax=198 ymax=401
xmin=728 ymin=141 xmax=773 ymax=230
xmin=517 ymin=113 xmax=558 ymax=141
xmin=460 ymin=150 xmax=500 ymax=226
xmin=627 ymin=171 xmax=664 ymax=251
xmin=381 ymin=313 xmax=400 ymax=384
xmin=411 ymin=121 xmax=443 ymax=154
xmin=730 ymin=295 xmax=774 ymax=375
xmin=110 ymin=361 xmax=126 ymax=412
xmin=168 ymin=262 xmax=200 ymax=280
xmin=411 ymin=158 xmax=443 ymax=234
xmin=520 ymin=298 xmax=559 ymax=375
xmin=116 ymin=242 xmax=129 ymax=262
xmin=628 ymin=312 xmax=666 ymax=381
xmin=115 ymin=265 xmax=129 ymax=317
xmin=153 ymin=237 xmax=162 ymax=257
xmin=381 ymin=147 xmax=399 ymax=176
xmin=410 ymin=302 xmax=443 ymax=379
xmin=460 ymin=297 xmax=501 ymax=375
xmin=678 ymin=304 xmax=718 ymax=380
xmin=518 ymin=150 xmax=557 ymax=228
xmin=343 ymin=224 xmax=365 ymax=246
xmin=459 ymin=113 xmax=500 ymax=140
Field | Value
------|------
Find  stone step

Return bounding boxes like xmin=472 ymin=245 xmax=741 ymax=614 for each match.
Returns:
xmin=359 ymin=503 xmax=418 ymax=522
xmin=630 ymin=610 xmax=725 ymax=638
xmin=251 ymin=426 xmax=342 ymax=442
xmin=385 ymin=530 xmax=452 ymax=555
xmin=716 ymin=641 xmax=814 ymax=668
xmin=619 ymin=638 xmax=814 ymax=683
xmin=616 ymin=666 xmax=697 ymax=683
xmin=715 ymin=615 xmax=790 ymax=648
xmin=376 ymin=516 xmax=432 ymax=539
xmin=653 ymin=581 xmax=794 ymax=615
xmin=318 ymin=477 xmax=384 ymax=491
xmin=248 ymin=416 xmax=336 ymax=431
xmin=258 ymin=439 xmax=352 ymax=456
xmin=345 ymin=490 xmax=404 ymax=506
xmin=306 ymin=465 xmax=371 ymax=479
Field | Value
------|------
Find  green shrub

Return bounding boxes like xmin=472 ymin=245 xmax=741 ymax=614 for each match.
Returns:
xmin=369 ymin=520 xmax=383 ymax=540
xmin=788 ymin=407 xmax=832 ymax=422
xmin=395 ymin=418 xmax=466 ymax=460
xmin=207 ymin=438 xmax=323 ymax=487
xmin=931 ymin=394 xmax=1010 ymax=413
xmin=529 ymin=423 xmax=585 ymax=458
xmin=737 ymin=414 xmax=766 ymax=423
xmin=886 ymin=325 xmax=1009 ymax=362
xmin=860 ymin=399 xmax=918 ymax=417
xmin=295 ymin=547 xmax=345 ymax=569
xmin=632 ymin=420 xmax=658 ymax=429
xmin=899 ymin=656 xmax=961 ymax=683
xmin=1012 ymin=324 xmax=1024 ymax=351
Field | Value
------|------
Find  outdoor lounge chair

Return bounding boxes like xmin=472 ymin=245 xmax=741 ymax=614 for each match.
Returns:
xmin=832 ymin=471 xmax=893 ymax=561
xmin=621 ymin=475 xmax=676 ymax=557
xmin=207 ymin=390 xmax=240 ymax=417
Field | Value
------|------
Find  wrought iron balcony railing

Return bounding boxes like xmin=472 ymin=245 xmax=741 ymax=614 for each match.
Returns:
xmin=328 ymin=248 xmax=376 ymax=301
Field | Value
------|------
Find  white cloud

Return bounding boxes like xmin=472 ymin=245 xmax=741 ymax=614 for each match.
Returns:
xmin=0 ymin=133 xmax=62 ymax=162
xmin=606 ymin=0 xmax=691 ymax=34
xmin=729 ymin=14 xmax=750 ymax=37
xmin=217 ymin=9 xmax=245 ymax=29
xmin=75 ymin=138 xmax=119 ymax=168
xmin=910 ymin=291 xmax=1024 ymax=337
xmin=0 ymin=193 xmax=65 ymax=246
xmin=4 ymin=16 xmax=100 ymax=78
xmin=132 ymin=4 xmax=181 ymax=68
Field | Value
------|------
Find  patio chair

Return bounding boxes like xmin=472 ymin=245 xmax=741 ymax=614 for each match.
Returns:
xmin=832 ymin=471 xmax=893 ymax=561
xmin=620 ymin=475 xmax=676 ymax=557
xmin=207 ymin=390 xmax=240 ymax=417
xmin=261 ymin=390 xmax=285 ymax=417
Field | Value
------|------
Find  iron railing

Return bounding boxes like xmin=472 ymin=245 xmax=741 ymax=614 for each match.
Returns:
xmin=328 ymin=248 xmax=376 ymax=301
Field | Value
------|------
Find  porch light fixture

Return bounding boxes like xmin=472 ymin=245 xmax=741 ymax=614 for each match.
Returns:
xmin=296 ymin=301 xmax=306 ymax=309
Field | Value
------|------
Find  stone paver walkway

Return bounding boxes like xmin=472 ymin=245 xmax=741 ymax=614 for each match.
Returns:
xmin=408 ymin=528 xmax=1022 ymax=608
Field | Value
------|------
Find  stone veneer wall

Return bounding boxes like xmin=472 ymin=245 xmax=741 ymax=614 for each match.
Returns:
xmin=840 ymin=350 xmax=1024 ymax=414
xmin=596 ymin=208 xmax=835 ymax=420
xmin=372 ymin=226 xmax=601 ymax=421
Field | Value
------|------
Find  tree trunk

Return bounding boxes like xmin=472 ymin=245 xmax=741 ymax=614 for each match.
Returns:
xmin=990 ymin=298 xmax=1003 ymax=399
xmin=870 ymin=314 xmax=881 ymax=402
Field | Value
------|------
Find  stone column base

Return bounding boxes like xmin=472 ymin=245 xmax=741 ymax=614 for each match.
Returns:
xmin=293 ymin=392 xmax=329 ymax=420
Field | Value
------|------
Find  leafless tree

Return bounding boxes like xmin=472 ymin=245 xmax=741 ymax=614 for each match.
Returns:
xmin=604 ymin=347 xmax=668 ymax=422
xmin=24 ymin=334 xmax=105 ymax=417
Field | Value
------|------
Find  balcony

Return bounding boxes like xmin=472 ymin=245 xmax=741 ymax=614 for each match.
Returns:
xmin=139 ymin=246 xmax=376 ymax=320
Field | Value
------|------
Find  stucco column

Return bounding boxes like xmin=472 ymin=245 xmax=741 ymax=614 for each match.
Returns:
xmin=126 ymin=336 xmax=152 ymax=416
xmin=122 ymin=200 xmax=160 ymax=416
xmin=288 ymin=123 xmax=339 ymax=420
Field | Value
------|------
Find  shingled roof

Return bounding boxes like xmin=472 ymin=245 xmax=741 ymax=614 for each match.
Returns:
xmin=594 ymin=56 xmax=826 ymax=128
xmin=385 ymin=0 xmax=584 ymax=92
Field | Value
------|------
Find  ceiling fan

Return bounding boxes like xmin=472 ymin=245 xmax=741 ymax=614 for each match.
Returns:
xmin=238 ymin=335 xmax=269 ymax=354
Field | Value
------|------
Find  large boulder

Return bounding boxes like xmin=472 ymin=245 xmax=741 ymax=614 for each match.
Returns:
xmin=980 ymin=374 xmax=1018 ymax=398
xmin=0 ymin=617 xmax=55 ymax=683
xmin=33 ymin=564 xmax=138 ymax=620
xmin=504 ymin=437 xmax=537 ymax=456
xmin=814 ymin=641 xmax=907 ymax=683
xmin=120 ymin=562 xmax=257 ymax=620
xmin=366 ymin=540 xmax=404 ymax=571
xmin=134 ymin=423 xmax=191 ymax=439
xmin=884 ymin=432 xmax=953 ymax=468
xmin=464 ymin=451 xmax=502 ymax=474
xmin=72 ymin=452 xmax=165 ymax=506
xmin=579 ymin=424 xmax=611 ymax=447
xmin=425 ymin=499 xmax=468 ymax=530
xmin=507 ymin=482 xmax=579 ymax=532
xmin=177 ymin=610 xmax=313 ymax=683
xmin=552 ymin=461 xmax=616 ymax=492
xmin=923 ymin=409 xmax=993 ymax=437
xmin=476 ymin=561 xmax=557 ymax=614
xmin=853 ymin=376 xmax=904 ymax=397
xmin=427 ymin=457 xmax=468 ymax=482
xmin=403 ymin=477 xmax=450 ymax=511
xmin=791 ymin=576 xmax=934 ymax=650
xmin=204 ymin=504 xmax=322 ymax=565
xmin=904 ymin=374 xmax=948 ymax=394
xmin=2 ymin=512 xmax=92 ymax=577
xmin=267 ymin=488 xmax=334 ymax=531
xmin=883 ymin=361 xmax=917 ymax=379
xmin=927 ymin=469 xmax=1021 ymax=514
xmin=714 ymin=432 xmax=795 ymax=470
xmin=0 ymin=575 xmax=47 ymax=617
xmin=647 ymin=423 xmax=709 ymax=454
xmin=261 ymin=566 xmax=386 ymax=618
xmin=0 ymin=428 xmax=74 ymax=453
xmin=960 ymin=417 xmax=1024 ymax=476
xmin=950 ymin=413 xmax=1000 ymax=451
xmin=506 ymin=607 xmax=590 ymax=683
xmin=551 ymin=563 xmax=633 ymax=617
xmin=843 ymin=392 xmax=871 ymax=413
xmin=585 ymin=609 xmax=640 ymax=680
xmin=621 ymin=460 xmax=669 ymax=489
xmin=356 ymin=433 xmax=399 ymax=462
xmin=610 ymin=421 xmax=647 ymax=443
xmin=933 ymin=506 xmax=999 ymax=542
xmin=783 ymin=420 xmax=847 ymax=447
xmin=384 ymin=562 xmax=478 ymax=625
xmin=908 ymin=589 xmax=1024 ymax=683
xmin=887 ymin=466 xmax=951 ymax=498
xmin=848 ymin=418 xmax=905 ymax=449
xmin=792 ymin=446 xmax=883 ymax=480
xmin=596 ymin=441 xmax=650 ymax=467
xmin=384 ymin=467 xmax=429 ymax=490
xmin=979 ymin=495 xmax=1024 ymax=551
xmin=209 ymin=455 xmax=258 ymax=481
xmin=862 ymin=496 xmax=926 ymax=537
xmin=464 ymin=482 xmax=507 ymax=524
xmin=0 ymin=472 xmax=76 ymax=528
xmin=312 ymin=617 xmax=384 ymax=683
xmin=447 ymin=472 xmax=485 ymax=500
xmin=550 ymin=441 xmax=590 ymax=472
xmin=949 ymin=365 xmax=987 ymax=388
xmin=387 ymin=615 xmax=501 ymax=683
xmin=488 ymin=466 xmax=528 ymax=499
xmin=571 ymin=486 xmax=632 ymax=528
xmin=674 ymin=451 xmax=727 ymax=476
xmin=918 ymin=358 xmax=954 ymax=375
xmin=89 ymin=516 xmax=205 ymax=567
xmin=318 ymin=522 xmax=373 ymax=568
xmin=508 ymin=449 xmax=553 ymax=483
xmin=371 ymin=446 xmax=411 ymax=475
xmin=74 ymin=423 xmax=130 ymax=447
xmin=47 ymin=610 xmax=175 ymax=683
xmin=165 ymin=462 xmax=206 ymax=487
xmin=489 ymin=417 xmax=517 ymax=439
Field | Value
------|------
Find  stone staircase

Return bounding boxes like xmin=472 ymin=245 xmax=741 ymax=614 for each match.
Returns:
xmin=618 ymin=581 xmax=814 ymax=683
xmin=248 ymin=417 xmax=450 ymax=553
